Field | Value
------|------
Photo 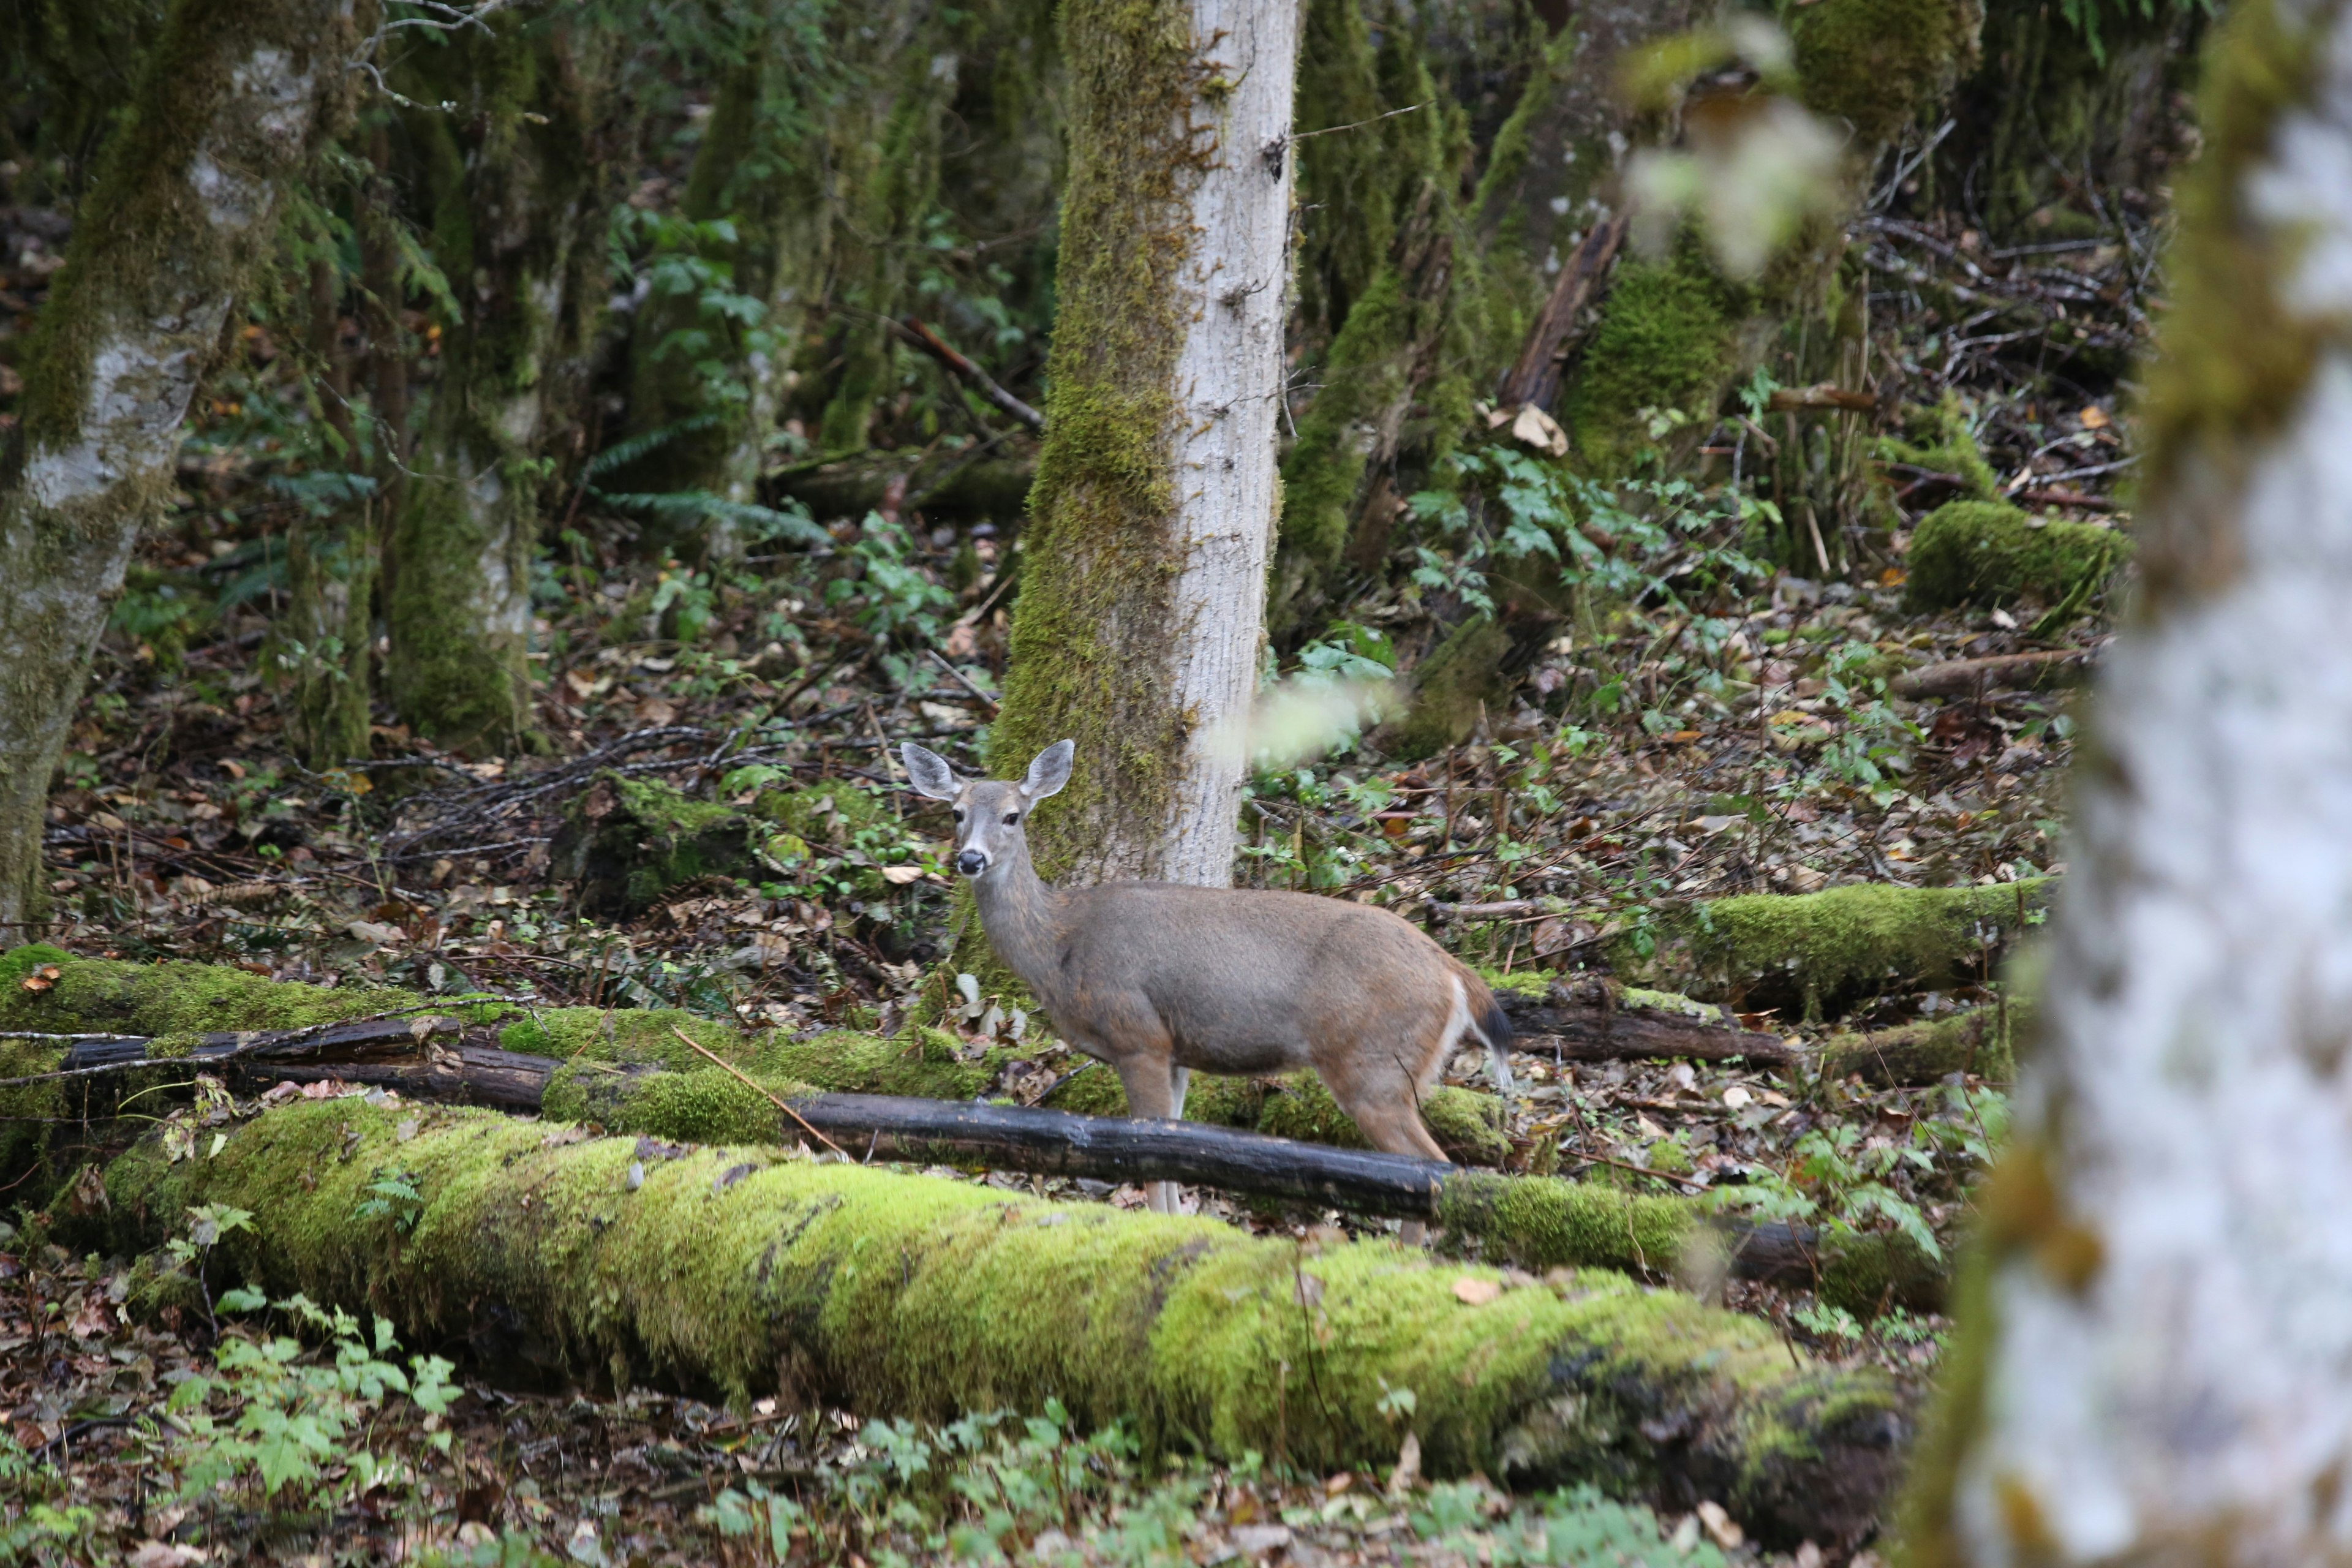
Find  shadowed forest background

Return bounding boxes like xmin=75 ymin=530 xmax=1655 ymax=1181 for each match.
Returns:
xmin=0 ymin=0 xmax=2260 ymax=1561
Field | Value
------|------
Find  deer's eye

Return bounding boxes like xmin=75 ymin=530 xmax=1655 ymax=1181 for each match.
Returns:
xmin=1003 ymin=812 xmax=1020 ymax=825
xmin=952 ymin=808 xmax=965 ymax=821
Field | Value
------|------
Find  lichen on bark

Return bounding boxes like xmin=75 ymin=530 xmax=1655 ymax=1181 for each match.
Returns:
xmin=0 ymin=0 xmax=358 ymax=937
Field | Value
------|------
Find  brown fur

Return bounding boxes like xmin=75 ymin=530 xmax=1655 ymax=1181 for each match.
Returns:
xmin=903 ymin=740 xmax=1510 ymax=1221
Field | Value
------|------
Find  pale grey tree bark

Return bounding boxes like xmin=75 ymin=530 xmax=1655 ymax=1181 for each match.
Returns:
xmin=1909 ymin=3 xmax=2352 ymax=1562
xmin=0 ymin=0 xmax=359 ymax=937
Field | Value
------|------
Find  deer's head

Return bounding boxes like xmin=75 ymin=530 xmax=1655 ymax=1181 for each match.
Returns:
xmin=902 ymin=739 xmax=1072 ymax=878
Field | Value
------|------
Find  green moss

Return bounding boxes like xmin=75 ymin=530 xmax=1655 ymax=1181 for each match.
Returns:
xmin=120 ymin=1098 xmax=1901 ymax=1539
xmin=1558 ymin=247 xmax=1751 ymax=479
xmin=1632 ymin=880 xmax=2055 ymax=1021
xmin=1387 ymin=615 xmax=1513 ymax=761
xmin=545 ymin=1063 xmax=792 ymax=1145
xmin=0 ymin=952 xmax=426 ymax=1038
xmin=988 ymin=0 xmax=1202 ymax=884
xmin=1819 ymin=1001 xmax=2025 ymax=1086
xmin=1792 ymin=0 xmax=1981 ymax=147
xmin=748 ymin=783 xmax=888 ymax=843
xmin=1875 ymin=391 xmax=2000 ymax=502
xmin=1903 ymin=500 xmax=2129 ymax=614
xmin=552 ymin=772 xmax=762 ymax=916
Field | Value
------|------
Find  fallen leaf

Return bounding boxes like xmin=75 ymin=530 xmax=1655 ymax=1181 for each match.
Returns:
xmin=130 ymin=1543 xmax=206 ymax=1568
xmin=1386 ymin=1430 xmax=1423 ymax=1494
xmin=1696 ymin=1500 xmax=1745 ymax=1550
xmin=1452 ymin=1276 xmax=1502 ymax=1306
xmin=1722 ymin=1085 xmax=1753 ymax=1110
xmin=1231 ymin=1523 xmax=1293 ymax=1557
xmin=2079 ymin=404 xmax=2109 ymax=429
xmin=70 ymin=1294 xmax=113 ymax=1338
xmin=1294 ymin=1270 xmax=1325 ymax=1307
xmin=880 ymin=864 xmax=925 ymax=884
xmin=346 ymin=919 xmax=403 ymax=946
xmin=1510 ymin=401 xmax=1570 ymax=458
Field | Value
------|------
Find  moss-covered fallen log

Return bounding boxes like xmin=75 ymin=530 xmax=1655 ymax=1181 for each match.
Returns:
xmin=0 ymin=947 xmax=1509 ymax=1165
xmin=94 ymin=1098 xmax=1909 ymax=1546
xmin=1818 ymin=998 xmax=2029 ymax=1087
xmin=1902 ymin=499 xmax=2130 ymax=615
xmin=1618 ymin=881 xmax=2055 ymax=1020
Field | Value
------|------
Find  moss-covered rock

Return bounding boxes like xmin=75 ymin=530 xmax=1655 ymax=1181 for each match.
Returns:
xmin=1903 ymin=500 xmax=2130 ymax=614
xmin=748 ymin=781 xmax=889 ymax=844
xmin=552 ymin=771 xmax=763 ymax=915
xmin=1621 ymin=881 xmax=2054 ymax=1020
xmin=107 ymin=1098 xmax=1906 ymax=1544
xmin=1384 ymin=614 xmax=1514 ymax=761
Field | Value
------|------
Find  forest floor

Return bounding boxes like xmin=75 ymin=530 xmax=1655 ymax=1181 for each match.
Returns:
xmin=0 ymin=192 xmax=2149 ymax=1565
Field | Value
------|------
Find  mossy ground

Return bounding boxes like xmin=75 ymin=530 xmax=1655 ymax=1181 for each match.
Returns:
xmin=552 ymin=771 xmax=764 ymax=915
xmin=107 ymin=1096 xmax=1900 ymax=1540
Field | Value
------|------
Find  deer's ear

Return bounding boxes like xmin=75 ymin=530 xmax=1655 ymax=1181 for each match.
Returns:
xmin=1021 ymin=739 xmax=1074 ymax=802
xmin=901 ymin=743 xmax=960 ymax=800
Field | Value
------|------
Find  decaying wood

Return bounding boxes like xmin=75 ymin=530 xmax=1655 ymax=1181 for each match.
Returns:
xmin=1891 ymin=648 xmax=2095 ymax=699
xmin=1497 ymin=986 xmax=1797 ymax=1067
xmin=1495 ymin=215 xmax=1627 ymax=412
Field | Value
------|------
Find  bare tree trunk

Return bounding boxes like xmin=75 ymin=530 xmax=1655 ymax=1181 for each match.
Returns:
xmin=1903 ymin=6 xmax=2352 ymax=1563
xmin=992 ymin=0 xmax=1297 ymax=888
xmin=0 ymin=0 xmax=355 ymax=937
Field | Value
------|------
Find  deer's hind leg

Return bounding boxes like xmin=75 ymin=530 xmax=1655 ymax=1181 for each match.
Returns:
xmin=1321 ymin=1013 xmax=1453 ymax=1244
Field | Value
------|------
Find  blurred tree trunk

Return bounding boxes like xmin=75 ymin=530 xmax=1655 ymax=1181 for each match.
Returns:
xmin=281 ymin=239 xmax=375 ymax=770
xmin=615 ymin=36 xmax=831 ymax=563
xmin=1901 ymin=5 xmax=2352 ymax=1562
xmin=0 ymin=0 xmax=355 ymax=936
xmin=990 ymin=0 xmax=1298 ymax=887
xmin=383 ymin=13 xmax=609 ymax=752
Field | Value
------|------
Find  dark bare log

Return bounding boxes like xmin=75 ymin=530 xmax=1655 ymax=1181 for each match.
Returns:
xmin=1495 ymin=215 xmax=1627 ymax=412
xmin=1891 ymin=648 xmax=2095 ymax=699
xmin=1497 ymin=988 xmax=1796 ymax=1067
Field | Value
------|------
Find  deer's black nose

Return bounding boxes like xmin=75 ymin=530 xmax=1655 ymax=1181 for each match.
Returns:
xmin=956 ymin=849 xmax=988 ymax=876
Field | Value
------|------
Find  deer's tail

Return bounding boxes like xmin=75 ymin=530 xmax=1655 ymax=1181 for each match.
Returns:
xmin=1452 ymin=962 xmax=1516 ymax=1096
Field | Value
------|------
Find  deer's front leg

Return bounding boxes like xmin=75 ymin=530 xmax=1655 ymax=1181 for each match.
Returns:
xmin=1103 ymin=1023 xmax=1184 ymax=1216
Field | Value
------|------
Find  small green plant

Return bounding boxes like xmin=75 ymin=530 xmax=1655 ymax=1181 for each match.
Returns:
xmin=355 ymin=1168 xmax=425 ymax=1232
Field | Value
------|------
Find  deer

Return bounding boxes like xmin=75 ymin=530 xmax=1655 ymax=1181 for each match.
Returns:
xmin=901 ymin=738 xmax=1512 ymax=1237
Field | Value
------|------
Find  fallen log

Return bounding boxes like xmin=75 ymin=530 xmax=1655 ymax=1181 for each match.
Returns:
xmin=1496 ymin=983 xmax=1796 ymax=1068
xmin=1616 ymin=880 xmax=2056 ymax=1020
xmin=89 ymin=1098 xmax=1909 ymax=1547
xmin=1817 ymin=1001 xmax=2024 ymax=1087
xmin=1890 ymin=649 xmax=2094 ymax=700
xmin=15 ymin=1001 xmax=1940 ymax=1313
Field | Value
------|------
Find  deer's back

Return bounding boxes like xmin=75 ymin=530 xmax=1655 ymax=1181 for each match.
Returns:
xmin=1046 ymin=883 xmax=1455 ymax=1070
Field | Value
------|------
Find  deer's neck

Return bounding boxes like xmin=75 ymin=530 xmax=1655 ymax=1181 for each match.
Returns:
xmin=972 ymin=842 xmax=1068 ymax=995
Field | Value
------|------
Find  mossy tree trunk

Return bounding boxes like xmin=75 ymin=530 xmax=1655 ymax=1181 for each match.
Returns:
xmin=1902 ymin=6 xmax=2352 ymax=1562
xmin=0 ymin=0 xmax=356 ymax=938
xmin=383 ymin=13 xmax=609 ymax=752
xmin=1271 ymin=1 xmax=1483 ymax=639
xmin=990 ymin=0 xmax=1297 ymax=888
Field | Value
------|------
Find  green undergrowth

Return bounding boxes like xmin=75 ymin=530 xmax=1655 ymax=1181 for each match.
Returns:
xmin=1622 ymin=881 xmax=2054 ymax=1020
xmin=552 ymin=771 xmax=766 ymax=916
xmin=91 ymin=1099 xmax=1902 ymax=1544
xmin=1902 ymin=500 xmax=2130 ymax=616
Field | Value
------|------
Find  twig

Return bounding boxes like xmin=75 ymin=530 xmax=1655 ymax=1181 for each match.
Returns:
xmin=1289 ymin=102 xmax=1428 ymax=142
xmin=928 ymin=649 xmax=1001 ymax=714
xmin=895 ymin=318 xmax=1044 ymax=431
xmin=668 ymin=1025 xmax=850 ymax=1157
